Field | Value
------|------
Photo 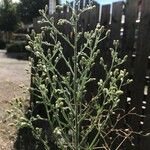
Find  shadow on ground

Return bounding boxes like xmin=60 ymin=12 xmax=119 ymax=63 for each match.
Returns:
xmin=6 ymin=52 xmax=30 ymax=60
xmin=14 ymin=120 xmax=58 ymax=150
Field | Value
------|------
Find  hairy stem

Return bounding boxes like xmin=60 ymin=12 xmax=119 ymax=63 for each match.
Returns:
xmin=73 ymin=11 xmax=79 ymax=150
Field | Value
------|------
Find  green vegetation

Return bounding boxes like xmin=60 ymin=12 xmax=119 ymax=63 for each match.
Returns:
xmin=10 ymin=2 xmax=134 ymax=150
xmin=0 ymin=0 xmax=19 ymax=32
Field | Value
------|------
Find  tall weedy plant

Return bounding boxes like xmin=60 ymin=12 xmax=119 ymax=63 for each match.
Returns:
xmin=24 ymin=1 xmax=133 ymax=149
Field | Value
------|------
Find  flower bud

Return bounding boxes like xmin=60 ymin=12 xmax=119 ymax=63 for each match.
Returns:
xmin=25 ymin=45 xmax=31 ymax=51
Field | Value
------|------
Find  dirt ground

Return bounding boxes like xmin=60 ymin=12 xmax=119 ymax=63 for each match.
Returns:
xmin=0 ymin=51 xmax=30 ymax=150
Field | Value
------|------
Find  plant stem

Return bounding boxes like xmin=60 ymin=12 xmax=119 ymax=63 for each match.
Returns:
xmin=73 ymin=11 xmax=79 ymax=150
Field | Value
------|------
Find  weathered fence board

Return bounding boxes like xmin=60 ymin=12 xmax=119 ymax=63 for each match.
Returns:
xmin=121 ymin=0 xmax=139 ymax=149
xmin=100 ymin=4 xmax=110 ymax=27
xmin=136 ymin=0 xmax=150 ymax=149
xmin=111 ymin=1 xmax=124 ymax=41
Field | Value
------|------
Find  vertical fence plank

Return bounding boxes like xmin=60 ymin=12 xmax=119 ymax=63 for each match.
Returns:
xmin=100 ymin=4 xmax=111 ymax=28
xmin=135 ymin=0 xmax=150 ymax=149
xmin=122 ymin=1 xmax=139 ymax=149
xmin=123 ymin=0 xmax=138 ymax=54
xmin=89 ymin=2 xmax=100 ymax=29
xmin=111 ymin=2 xmax=124 ymax=41
xmin=122 ymin=0 xmax=139 ymax=150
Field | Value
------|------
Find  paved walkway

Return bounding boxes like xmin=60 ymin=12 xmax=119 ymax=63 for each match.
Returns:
xmin=0 ymin=50 xmax=30 ymax=150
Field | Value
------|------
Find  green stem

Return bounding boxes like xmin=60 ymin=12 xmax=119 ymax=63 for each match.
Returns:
xmin=73 ymin=12 xmax=79 ymax=150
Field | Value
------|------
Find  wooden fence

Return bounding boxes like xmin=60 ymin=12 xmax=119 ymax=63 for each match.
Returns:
xmin=33 ymin=0 xmax=150 ymax=149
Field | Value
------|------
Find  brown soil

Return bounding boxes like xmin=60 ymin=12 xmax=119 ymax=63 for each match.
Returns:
xmin=0 ymin=51 xmax=30 ymax=150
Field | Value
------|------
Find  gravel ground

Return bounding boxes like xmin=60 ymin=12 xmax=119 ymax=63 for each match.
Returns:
xmin=0 ymin=51 xmax=30 ymax=150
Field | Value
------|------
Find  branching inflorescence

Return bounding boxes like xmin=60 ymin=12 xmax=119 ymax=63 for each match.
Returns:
xmin=24 ymin=1 xmax=134 ymax=150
